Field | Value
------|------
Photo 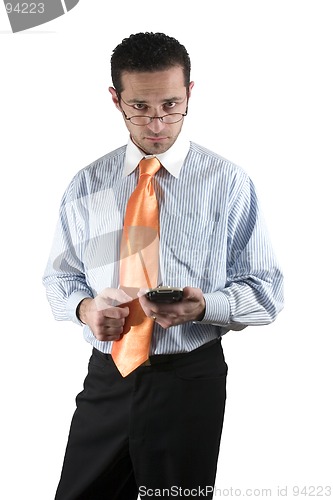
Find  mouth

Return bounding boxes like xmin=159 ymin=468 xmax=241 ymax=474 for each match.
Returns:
xmin=145 ymin=136 xmax=168 ymax=142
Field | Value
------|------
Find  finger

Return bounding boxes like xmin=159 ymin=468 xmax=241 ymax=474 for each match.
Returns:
xmin=153 ymin=315 xmax=175 ymax=329
xmin=103 ymin=307 xmax=129 ymax=327
xmin=99 ymin=287 xmax=133 ymax=307
xmin=182 ymin=286 xmax=197 ymax=300
xmin=94 ymin=317 xmax=126 ymax=337
xmin=138 ymin=294 xmax=154 ymax=317
xmin=95 ymin=331 xmax=123 ymax=342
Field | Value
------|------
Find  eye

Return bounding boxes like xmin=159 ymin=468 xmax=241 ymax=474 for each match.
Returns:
xmin=133 ymin=103 xmax=148 ymax=112
xmin=163 ymin=102 xmax=177 ymax=110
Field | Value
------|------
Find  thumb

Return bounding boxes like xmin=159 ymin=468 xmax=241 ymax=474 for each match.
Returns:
xmin=98 ymin=287 xmax=132 ymax=307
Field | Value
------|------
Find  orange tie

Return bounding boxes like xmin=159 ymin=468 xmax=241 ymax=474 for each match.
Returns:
xmin=111 ymin=157 xmax=161 ymax=377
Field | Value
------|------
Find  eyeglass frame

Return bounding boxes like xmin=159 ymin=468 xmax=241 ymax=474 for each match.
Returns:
xmin=116 ymin=91 xmax=189 ymax=126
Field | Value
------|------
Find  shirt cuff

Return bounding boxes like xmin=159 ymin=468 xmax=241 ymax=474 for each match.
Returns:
xmin=199 ymin=292 xmax=231 ymax=325
xmin=66 ymin=290 xmax=93 ymax=325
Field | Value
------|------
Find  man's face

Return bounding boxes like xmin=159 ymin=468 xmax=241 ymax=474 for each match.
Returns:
xmin=109 ymin=66 xmax=194 ymax=155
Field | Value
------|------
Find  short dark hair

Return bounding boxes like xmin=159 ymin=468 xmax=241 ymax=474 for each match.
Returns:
xmin=111 ymin=32 xmax=191 ymax=93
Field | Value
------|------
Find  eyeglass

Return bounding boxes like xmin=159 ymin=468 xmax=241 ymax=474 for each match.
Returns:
xmin=117 ymin=95 xmax=188 ymax=126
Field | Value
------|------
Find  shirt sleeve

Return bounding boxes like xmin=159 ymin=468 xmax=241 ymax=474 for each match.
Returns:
xmin=42 ymin=176 xmax=94 ymax=325
xmin=201 ymin=174 xmax=284 ymax=328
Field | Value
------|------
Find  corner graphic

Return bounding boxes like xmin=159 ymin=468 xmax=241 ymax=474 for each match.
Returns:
xmin=3 ymin=0 xmax=80 ymax=33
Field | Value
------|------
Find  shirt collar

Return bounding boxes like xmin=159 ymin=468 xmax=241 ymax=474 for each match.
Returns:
xmin=123 ymin=133 xmax=190 ymax=178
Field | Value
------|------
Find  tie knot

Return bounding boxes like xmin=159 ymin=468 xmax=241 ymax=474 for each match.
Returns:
xmin=139 ymin=157 xmax=161 ymax=177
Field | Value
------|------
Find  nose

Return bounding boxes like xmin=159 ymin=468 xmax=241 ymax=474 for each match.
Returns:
xmin=146 ymin=117 xmax=166 ymax=134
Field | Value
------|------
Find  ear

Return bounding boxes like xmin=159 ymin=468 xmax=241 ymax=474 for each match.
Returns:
xmin=187 ymin=81 xmax=195 ymax=98
xmin=108 ymin=87 xmax=121 ymax=110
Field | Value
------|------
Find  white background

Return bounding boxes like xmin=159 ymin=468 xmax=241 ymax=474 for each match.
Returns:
xmin=1 ymin=1 xmax=332 ymax=498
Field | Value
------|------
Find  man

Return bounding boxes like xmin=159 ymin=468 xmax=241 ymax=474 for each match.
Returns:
xmin=43 ymin=32 xmax=284 ymax=500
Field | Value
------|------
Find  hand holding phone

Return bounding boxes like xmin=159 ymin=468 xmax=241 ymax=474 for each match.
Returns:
xmin=140 ymin=286 xmax=205 ymax=329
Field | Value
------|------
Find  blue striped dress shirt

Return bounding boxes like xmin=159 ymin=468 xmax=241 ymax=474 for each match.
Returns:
xmin=43 ymin=136 xmax=284 ymax=354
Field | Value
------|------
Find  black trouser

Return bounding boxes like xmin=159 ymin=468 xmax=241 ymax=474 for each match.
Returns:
xmin=55 ymin=338 xmax=228 ymax=500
